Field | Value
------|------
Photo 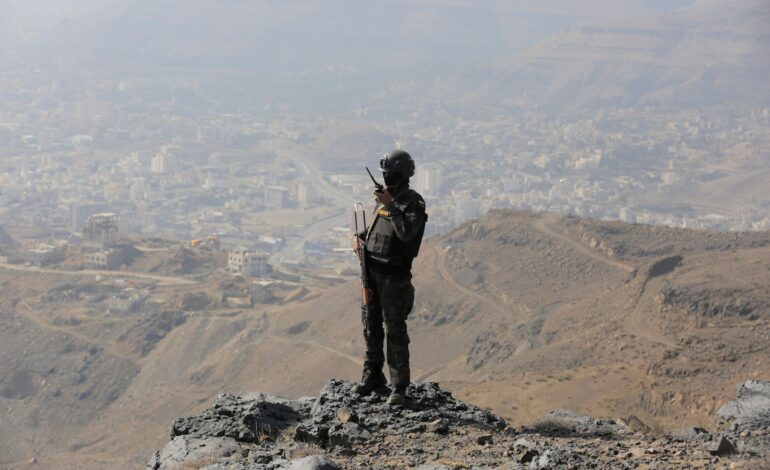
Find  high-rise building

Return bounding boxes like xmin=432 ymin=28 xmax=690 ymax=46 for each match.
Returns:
xmin=415 ymin=163 xmax=443 ymax=195
xmin=69 ymin=202 xmax=109 ymax=231
xmin=151 ymin=152 xmax=175 ymax=175
xmin=296 ymin=181 xmax=317 ymax=207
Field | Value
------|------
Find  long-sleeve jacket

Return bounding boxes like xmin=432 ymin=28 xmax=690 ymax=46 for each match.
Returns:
xmin=364 ymin=187 xmax=427 ymax=273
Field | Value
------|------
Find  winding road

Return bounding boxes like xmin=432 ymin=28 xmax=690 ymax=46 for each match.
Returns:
xmin=429 ymin=243 xmax=511 ymax=319
xmin=263 ymin=141 xmax=355 ymax=265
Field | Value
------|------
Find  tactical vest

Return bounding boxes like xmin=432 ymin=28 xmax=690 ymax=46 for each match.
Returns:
xmin=365 ymin=189 xmax=427 ymax=271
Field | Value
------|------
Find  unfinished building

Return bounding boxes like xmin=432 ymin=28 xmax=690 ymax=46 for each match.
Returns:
xmin=83 ymin=212 xmax=119 ymax=247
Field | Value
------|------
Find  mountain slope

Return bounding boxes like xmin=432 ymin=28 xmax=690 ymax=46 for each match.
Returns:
xmin=3 ymin=210 xmax=769 ymax=468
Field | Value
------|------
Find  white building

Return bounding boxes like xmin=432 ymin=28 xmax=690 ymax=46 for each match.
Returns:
xmin=151 ymin=152 xmax=176 ymax=175
xmin=228 ymin=247 xmax=270 ymax=276
xmin=24 ymin=244 xmax=64 ymax=266
xmin=415 ymin=162 xmax=444 ymax=195
xmin=84 ymin=248 xmax=123 ymax=269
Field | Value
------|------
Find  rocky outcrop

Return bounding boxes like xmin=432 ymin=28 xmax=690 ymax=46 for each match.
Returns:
xmin=717 ymin=380 xmax=770 ymax=431
xmin=149 ymin=379 xmax=770 ymax=469
xmin=294 ymin=379 xmax=505 ymax=449
xmin=148 ymin=380 xmax=504 ymax=469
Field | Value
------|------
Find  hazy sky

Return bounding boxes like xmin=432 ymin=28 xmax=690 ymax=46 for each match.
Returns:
xmin=2 ymin=0 xmax=696 ymax=42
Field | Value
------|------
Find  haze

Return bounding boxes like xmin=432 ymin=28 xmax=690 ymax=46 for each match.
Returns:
xmin=1 ymin=1 xmax=770 ymax=467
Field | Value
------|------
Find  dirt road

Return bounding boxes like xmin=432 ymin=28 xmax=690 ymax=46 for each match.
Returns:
xmin=529 ymin=216 xmax=675 ymax=347
xmin=623 ymin=278 xmax=677 ymax=348
xmin=0 ymin=262 xmax=197 ymax=285
xmin=15 ymin=302 xmax=139 ymax=365
xmin=531 ymin=215 xmax=634 ymax=273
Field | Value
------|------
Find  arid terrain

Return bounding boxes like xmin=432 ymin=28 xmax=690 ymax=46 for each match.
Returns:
xmin=1 ymin=210 xmax=769 ymax=468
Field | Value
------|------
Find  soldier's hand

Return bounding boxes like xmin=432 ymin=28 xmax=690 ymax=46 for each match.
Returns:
xmin=352 ymin=235 xmax=361 ymax=254
xmin=374 ymin=188 xmax=393 ymax=205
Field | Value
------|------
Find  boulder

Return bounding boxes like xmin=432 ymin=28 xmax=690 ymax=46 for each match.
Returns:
xmin=147 ymin=436 xmax=243 ymax=470
xmin=708 ymin=436 xmax=738 ymax=456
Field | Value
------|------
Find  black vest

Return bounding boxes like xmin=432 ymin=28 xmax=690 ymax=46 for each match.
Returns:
xmin=365 ymin=188 xmax=427 ymax=273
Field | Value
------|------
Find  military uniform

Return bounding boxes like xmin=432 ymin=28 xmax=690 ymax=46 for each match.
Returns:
xmin=360 ymin=186 xmax=427 ymax=392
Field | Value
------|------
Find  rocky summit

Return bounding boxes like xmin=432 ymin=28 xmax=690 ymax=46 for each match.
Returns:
xmin=149 ymin=379 xmax=770 ymax=469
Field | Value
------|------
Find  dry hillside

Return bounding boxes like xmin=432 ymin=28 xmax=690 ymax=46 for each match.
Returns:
xmin=2 ymin=210 xmax=769 ymax=468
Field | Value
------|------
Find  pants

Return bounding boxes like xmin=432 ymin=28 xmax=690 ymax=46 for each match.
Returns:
xmin=361 ymin=267 xmax=415 ymax=390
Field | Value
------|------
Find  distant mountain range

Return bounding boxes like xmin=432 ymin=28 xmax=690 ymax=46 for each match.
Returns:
xmin=11 ymin=1 xmax=768 ymax=110
xmin=436 ymin=0 xmax=770 ymax=109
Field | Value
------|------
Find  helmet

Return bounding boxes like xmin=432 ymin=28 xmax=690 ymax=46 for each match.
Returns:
xmin=379 ymin=150 xmax=415 ymax=178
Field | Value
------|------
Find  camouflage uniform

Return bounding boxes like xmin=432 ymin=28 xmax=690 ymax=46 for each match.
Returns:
xmin=360 ymin=186 xmax=426 ymax=391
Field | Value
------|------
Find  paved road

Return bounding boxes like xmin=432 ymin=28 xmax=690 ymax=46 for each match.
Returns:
xmin=262 ymin=140 xmax=359 ymax=264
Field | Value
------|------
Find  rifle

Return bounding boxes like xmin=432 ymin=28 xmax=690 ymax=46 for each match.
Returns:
xmin=366 ymin=167 xmax=384 ymax=193
xmin=352 ymin=202 xmax=370 ymax=307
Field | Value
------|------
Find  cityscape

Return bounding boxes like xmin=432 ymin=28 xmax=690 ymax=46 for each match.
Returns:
xmin=1 ymin=65 xmax=769 ymax=281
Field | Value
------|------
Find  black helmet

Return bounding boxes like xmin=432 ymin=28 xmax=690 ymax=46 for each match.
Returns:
xmin=379 ymin=149 xmax=415 ymax=178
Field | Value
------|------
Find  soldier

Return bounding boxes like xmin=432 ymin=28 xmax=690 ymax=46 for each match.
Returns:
xmin=352 ymin=150 xmax=427 ymax=405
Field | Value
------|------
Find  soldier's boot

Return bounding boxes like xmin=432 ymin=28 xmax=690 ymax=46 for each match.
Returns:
xmin=387 ymin=386 xmax=406 ymax=406
xmin=352 ymin=367 xmax=387 ymax=396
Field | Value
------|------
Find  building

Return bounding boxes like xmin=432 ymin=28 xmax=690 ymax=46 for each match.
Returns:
xmin=69 ymin=202 xmax=109 ymax=231
xmin=221 ymin=291 xmax=254 ymax=308
xmin=151 ymin=151 xmax=176 ymax=175
xmin=24 ymin=244 xmax=64 ymax=266
xmin=297 ymin=181 xmax=316 ymax=207
xmin=415 ymin=162 xmax=444 ymax=195
xmin=251 ymin=282 xmax=274 ymax=304
xmin=265 ymin=186 xmax=289 ymax=209
xmin=84 ymin=249 xmax=122 ymax=269
xmin=83 ymin=213 xmax=119 ymax=247
xmin=108 ymin=290 xmax=149 ymax=314
xmin=228 ymin=247 xmax=271 ymax=276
